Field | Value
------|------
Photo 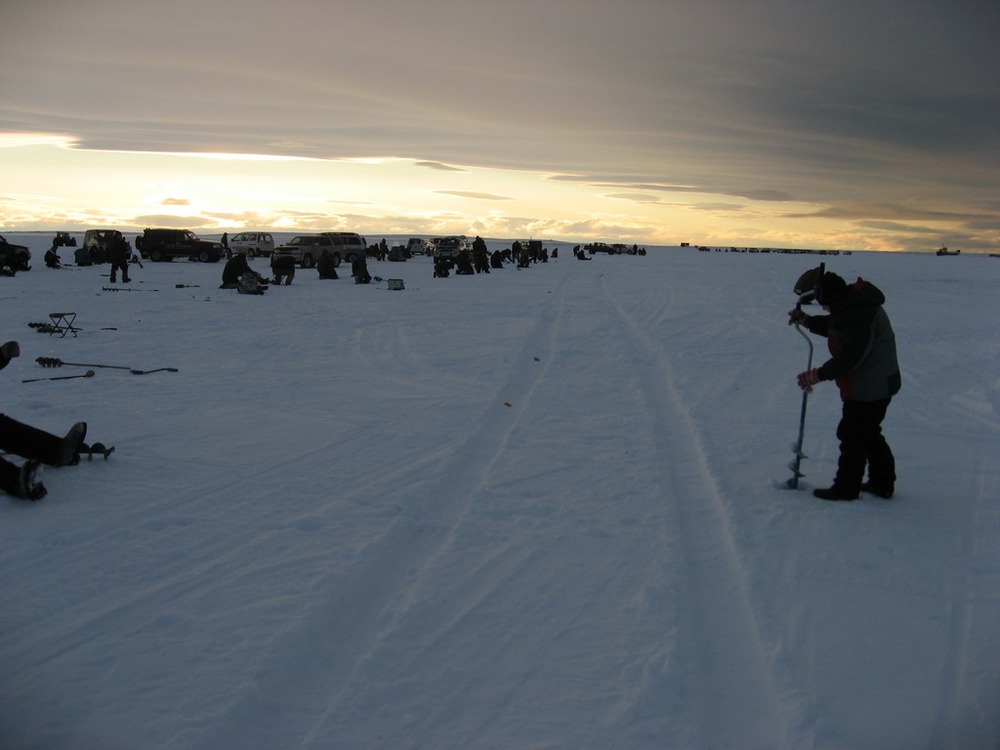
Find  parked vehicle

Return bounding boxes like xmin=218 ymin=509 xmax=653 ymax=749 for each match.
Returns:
xmin=0 ymin=234 xmax=31 ymax=272
xmin=318 ymin=232 xmax=368 ymax=263
xmin=229 ymin=232 xmax=275 ymax=258
xmin=135 ymin=228 xmax=225 ymax=262
xmin=272 ymin=235 xmax=341 ymax=268
xmin=53 ymin=232 xmax=77 ymax=247
xmin=83 ymin=229 xmax=125 ymax=262
xmin=406 ymin=238 xmax=427 ymax=255
xmin=432 ymin=236 xmax=467 ymax=260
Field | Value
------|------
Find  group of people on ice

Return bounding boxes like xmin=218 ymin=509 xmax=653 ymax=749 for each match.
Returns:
xmin=44 ymin=235 xmax=135 ymax=283
xmin=433 ymin=237 xmax=553 ymax=278
xmin=3 ymin=250 xmax=902 ymax=505
xmin=219 ymin=249 xmax=373 ymax=294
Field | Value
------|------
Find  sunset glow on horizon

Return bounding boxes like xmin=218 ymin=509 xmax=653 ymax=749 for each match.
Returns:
xmin=2 ymin=1 xmax=997 ymax=252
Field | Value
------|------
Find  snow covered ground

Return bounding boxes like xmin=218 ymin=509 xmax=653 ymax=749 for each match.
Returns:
xmin=1 ymin=233 xmax=997 ymax=750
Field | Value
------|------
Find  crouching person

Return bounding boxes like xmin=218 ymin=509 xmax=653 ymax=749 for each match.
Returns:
xmin=352 ymin=254 xmax=372 ymax=284
xmin=316 ymin=250 xmax=339 ymax=280
xmin=220 ymin=252 xmax=267 ymax=293
xmin=271 ymin=254 xmax=296 ymax=285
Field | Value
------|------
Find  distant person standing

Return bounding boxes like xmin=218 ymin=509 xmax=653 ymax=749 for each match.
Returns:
xmin=789 ymin=269 xmax=901 ymax=501
xmin=472 ymin=236 xmax=490 ymax=273
xmin=108 ymin=236 xmax=131 ymax=283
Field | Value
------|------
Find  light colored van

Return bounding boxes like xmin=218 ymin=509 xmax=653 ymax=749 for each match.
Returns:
xmin=229 ymin=232 xmax=275 ymax=258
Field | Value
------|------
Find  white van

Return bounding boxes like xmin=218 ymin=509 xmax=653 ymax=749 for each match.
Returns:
xmin=228 ymin=232 xmax=275 ymax=258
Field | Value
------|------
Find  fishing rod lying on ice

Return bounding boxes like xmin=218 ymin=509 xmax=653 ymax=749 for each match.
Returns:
xmin=23 ymin=369 xmax=96 ymax=383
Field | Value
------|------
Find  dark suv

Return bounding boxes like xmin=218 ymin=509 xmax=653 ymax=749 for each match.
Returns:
xmin=135 ymin=228 xmax=225 ymax=262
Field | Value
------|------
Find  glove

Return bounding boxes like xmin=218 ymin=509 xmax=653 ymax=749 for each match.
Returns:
xmin=788 ymin=308 xmax=811 ymax=326
xmin=797 ymin=368 xmax=821 ymax=392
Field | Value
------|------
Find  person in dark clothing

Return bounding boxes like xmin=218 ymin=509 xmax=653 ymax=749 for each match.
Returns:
xmin=108 ymin=236 xmax=131 ymax=283
xmin=74 ymin=246 xmax=92 ymax=266
xmin=220 ymin=252 xmax=266 ymax=291
xmin=433 ymin=258 xmax=451 ymax=277
xmin=351 ymin=254 xmax=372 ymax=284
xmin=472 ymin=236 xmax=490 ymax=273
xmin=0 ymin=341 xmax=88 ymax=500
xmin=270 ymin=254 xmax=296 ymax=285
xmin=455 ymin=250 xmax=475 ymax=275
xmin=316 ymin=249 xmax=339 ymax=279
xmin=490 ymin=250 xmax=504 ymax=269
xmin=44 ymin=246 xmax=62 ymax=268
xmin=789 ymin=270 xmax=901 ymax=501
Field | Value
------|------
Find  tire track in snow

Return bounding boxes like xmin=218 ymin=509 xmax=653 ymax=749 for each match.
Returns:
xmin=596 ymin=274 xmax=797 ymax=749
xmin=929 ymin=449 xmax=995 ymax=750
xmin=192 ymin=270 xmax=573 ymax=749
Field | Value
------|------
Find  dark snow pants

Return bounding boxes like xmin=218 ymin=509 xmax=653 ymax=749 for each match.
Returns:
xmin=109 ymin=260 xmax=130 ymax=283
xmin=0 ymin=414 xmax=66 ymax=467
xmin=834 ymin=398 xmax=895 ymax=494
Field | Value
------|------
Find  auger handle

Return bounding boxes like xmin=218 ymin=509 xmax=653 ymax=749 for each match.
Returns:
xmin=36 ymin=357 xmax=130 ymax=370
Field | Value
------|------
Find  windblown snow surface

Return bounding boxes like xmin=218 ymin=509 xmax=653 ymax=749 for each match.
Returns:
xmin=1 ymin=233 xmax=997 ymax=750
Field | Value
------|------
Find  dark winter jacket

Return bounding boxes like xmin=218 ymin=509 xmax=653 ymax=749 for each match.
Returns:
xmin=221 ymin=254 xmax=251 ymax=285
xmin=805 ymin=279 xmax=901 ymax=402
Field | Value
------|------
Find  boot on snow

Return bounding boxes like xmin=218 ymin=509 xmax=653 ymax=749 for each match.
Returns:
xmin=813 ymin=486 xmax=859 ymax=501
xmin=58 ymin=422 xmax=87 ymax=466
xmin=16 ymin=460 xmax=47 ymax=500
xmin=860 ymin=482 xmax=893 ymax=499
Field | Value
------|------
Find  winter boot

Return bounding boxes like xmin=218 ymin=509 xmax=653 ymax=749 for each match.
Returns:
xmin=58 ymin=422 xmax=87 ymax=466
xmin=813 ymin=486 xmax=859 ymax=501
xmin=860 ymin=482 xmax=893 ymax=499
xmin=0 ymin=457 xmax=47 ymax=500
xmin=17 ymin=460 xmax=47 ymax=500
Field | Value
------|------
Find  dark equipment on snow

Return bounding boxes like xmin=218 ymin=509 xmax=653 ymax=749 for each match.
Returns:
xmin=35 ymin=357 xmax=178 ymax=375
xmin=22 ymin=369 xmax=96 ymax=383
xmin=785 ymin=262 xmax=824 ymax=489
xmin=79 ymin=442 xmax=115 ymax=461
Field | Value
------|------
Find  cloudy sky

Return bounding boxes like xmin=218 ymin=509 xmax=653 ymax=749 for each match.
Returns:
xmin=2 ymin=0 xmax=998 ymax=251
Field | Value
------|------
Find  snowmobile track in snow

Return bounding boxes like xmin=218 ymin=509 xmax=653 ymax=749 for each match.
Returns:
xmin=595 ymin=273 xmax=797 ymax=749
xmin=193 ymin=270 xmax=577 ymax=748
